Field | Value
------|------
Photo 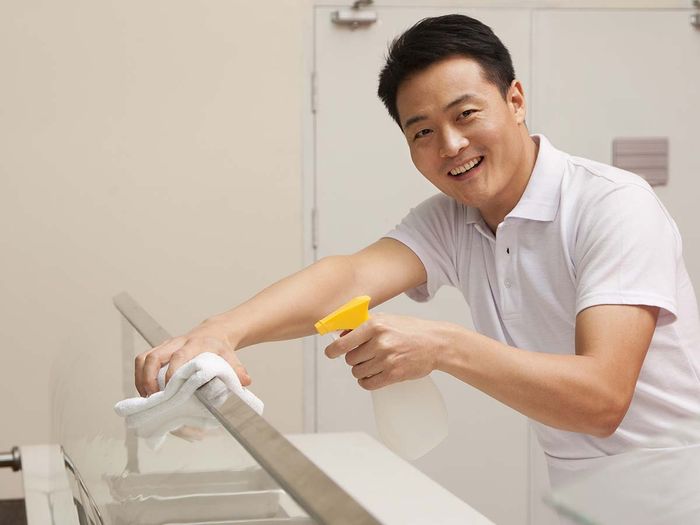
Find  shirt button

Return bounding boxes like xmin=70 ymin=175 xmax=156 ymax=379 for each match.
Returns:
xmin=504 ymin=279 xmax=512 ymax=289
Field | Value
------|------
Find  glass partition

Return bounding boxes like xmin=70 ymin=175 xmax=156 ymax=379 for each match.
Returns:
xmin=40 ymin=292 xmax=382 ymax=525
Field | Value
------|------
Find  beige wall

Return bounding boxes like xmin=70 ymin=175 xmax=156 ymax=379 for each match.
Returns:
xmin=0 ymin=0 xmax=306 ymax=498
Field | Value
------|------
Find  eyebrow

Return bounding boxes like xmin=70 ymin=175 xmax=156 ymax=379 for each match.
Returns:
xmin=402 ymin=93 xmax=479 ymax=130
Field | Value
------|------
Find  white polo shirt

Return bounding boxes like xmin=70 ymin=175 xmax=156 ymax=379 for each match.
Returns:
xmin=385 ymin=135 xmax=700 ymax=467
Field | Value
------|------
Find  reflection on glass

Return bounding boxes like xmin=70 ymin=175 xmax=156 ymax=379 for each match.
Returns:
xmin=50 ymin=319 xmax=316 ymax=525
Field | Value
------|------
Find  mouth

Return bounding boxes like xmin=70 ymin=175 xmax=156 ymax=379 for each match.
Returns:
xmin=447 ymin=156 xmax=484 ymax=179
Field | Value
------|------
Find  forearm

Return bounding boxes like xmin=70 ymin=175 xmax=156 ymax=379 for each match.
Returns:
xmin=136 ymin=240 xmax=425 ymax=395
xmin=204 ymin=239 xmax=426 ymax=351
xmin=206 ymin=255 xmax=372 ymax=350
xmin=435 ymin=324 xmax=630 ymax=437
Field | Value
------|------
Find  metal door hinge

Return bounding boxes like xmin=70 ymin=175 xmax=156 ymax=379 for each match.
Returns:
xmin=331 ymin=0 xmax=377 ymax=29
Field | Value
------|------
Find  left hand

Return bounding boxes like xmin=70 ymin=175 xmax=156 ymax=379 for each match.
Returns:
xmin=324 ymin=313 xmax=447 ymax=390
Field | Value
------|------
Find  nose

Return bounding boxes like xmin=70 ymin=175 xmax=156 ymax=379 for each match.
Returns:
xmin=438 ymin=127 xmax=469 ymax=158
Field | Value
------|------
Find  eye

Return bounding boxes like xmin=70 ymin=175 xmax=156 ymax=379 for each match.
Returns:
xmin=413 ymin=128 xmax=432 ymax=140
xmin=459 ymin=109 xmax=476 ymax=120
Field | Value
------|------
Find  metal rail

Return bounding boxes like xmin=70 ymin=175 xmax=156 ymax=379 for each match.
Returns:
xmin=113 ymin=291 xmax=382 ymax=525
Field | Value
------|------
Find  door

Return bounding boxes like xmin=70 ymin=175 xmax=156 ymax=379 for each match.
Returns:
xmin=313 ymin=7 xmax=533 ymax=525
xmin=531 ymin=8 xmax=700 ymax=292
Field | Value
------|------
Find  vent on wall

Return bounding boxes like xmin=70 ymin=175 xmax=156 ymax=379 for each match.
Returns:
xmin=612 ymin=137 xmax=669 ymax=186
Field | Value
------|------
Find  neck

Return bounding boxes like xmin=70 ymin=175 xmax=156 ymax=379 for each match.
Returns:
xmin=481 ymin=133 xmax=539 ymax=233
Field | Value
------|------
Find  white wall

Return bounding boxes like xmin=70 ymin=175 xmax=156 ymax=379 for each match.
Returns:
xmin=0 ymin=0 xmax=306 ymax=498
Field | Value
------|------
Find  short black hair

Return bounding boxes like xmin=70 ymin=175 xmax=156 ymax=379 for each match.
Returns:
xmin=377 ymin=14 xmax=516 ymax=128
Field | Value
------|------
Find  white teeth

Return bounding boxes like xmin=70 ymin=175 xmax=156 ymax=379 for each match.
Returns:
xmin=449 ymin=157 xmax=482 ymax=176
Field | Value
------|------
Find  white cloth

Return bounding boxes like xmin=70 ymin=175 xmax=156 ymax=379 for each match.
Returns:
xmin=384 ymin=135 xmax=700 ymax=467
xmin=114 ymin=352 xmax=264 ymax=448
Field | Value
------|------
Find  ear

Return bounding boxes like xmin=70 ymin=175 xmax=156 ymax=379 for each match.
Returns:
xmin=507 ymin=80 xmax=527 ymax=124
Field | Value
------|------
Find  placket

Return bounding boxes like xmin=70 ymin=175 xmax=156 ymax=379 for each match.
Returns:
xmin=495 ymin=221 xmax=521 ymax=320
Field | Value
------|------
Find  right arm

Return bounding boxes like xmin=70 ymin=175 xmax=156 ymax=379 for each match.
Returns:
xmin=134 ymin=238 xmax=426 ymax=396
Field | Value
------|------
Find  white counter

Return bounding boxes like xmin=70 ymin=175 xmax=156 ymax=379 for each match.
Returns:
xmin=287 ymin=432 xmax=494 ymax=525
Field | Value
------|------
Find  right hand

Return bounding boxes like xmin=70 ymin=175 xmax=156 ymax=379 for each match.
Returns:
xmin=134 ymin=319 xmax=251 ymax=397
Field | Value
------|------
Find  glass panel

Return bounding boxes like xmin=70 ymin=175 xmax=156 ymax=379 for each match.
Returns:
xmin=51 ymin=304 xmax=317 ymax=525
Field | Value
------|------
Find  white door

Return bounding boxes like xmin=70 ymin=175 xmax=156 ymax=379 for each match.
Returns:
xmin=531 ymin=8 xmax=700 ymax=292
xmin=313 ymin=7 xmax=533 ymax=525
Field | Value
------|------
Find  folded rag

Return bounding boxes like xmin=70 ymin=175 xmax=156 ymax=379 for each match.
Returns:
xmin=114 ymin=352 xmax=263 ymax=448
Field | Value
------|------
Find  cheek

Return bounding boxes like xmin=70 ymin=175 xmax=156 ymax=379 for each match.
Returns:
xmin=409 ymin=147 xmax=432 ymax=176
xmin=478 ymin=119 xmax=505 ymax=141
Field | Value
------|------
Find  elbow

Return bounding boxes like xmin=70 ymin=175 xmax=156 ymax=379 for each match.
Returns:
xmin=588 ymin=396 xmax=630 ymax=438
xmin=591 ymin=417 xmax=622 ymax=439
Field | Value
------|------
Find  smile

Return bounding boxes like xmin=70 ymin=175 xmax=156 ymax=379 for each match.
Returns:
xmin=448 ymin=156 xmax=484 ymax=176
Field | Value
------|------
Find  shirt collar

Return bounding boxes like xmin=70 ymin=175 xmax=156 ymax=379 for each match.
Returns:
xmin=505 ymin=134 xmax=565 ymax=222
xmin=465 ymin=134 xmax=566 ymax=225
xmin=466 ymin=205 xmax=481 ymax=224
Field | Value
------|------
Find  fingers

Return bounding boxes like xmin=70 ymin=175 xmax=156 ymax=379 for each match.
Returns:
xmin=232 ymin=363 xmax=252 ymax=387
xmin=350 ymin=357 xmax=382 ymax=380
xmin=162 ymin=336 xmax=251 ymax=389
xmin=135 ymin=337 xmax=185 ymax=397
xmin=163 ymin=337 xmax=225 ymax=385
xmin=135 ymin=334 xmax=252 ymax=396
xmin=358 ymin=371 xmax=390 ymax=391
xmin=324 ymin=338 xmax=351 ymax=359
xmin=325 ymin=320 xmax=376 ymax=359
xmin=171 ymin=425 xmax=207 ymax=442
xmin=344 ymin=344 xmax=373 ymax=366
xmin=221 ymin=350 xmax=252 ymax=387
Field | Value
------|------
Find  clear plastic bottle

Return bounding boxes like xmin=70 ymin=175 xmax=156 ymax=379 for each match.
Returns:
xmin=372 ymin=375 xmax=448 ymax=460
xmin=315 ymin=296 xmax=449 ymax=460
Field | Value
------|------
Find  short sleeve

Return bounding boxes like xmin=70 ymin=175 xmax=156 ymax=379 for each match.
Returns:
xmin=383 ymin=193 xmax=461 ymax=302
xmin=574 ymin=183 xmax=681 ymax=324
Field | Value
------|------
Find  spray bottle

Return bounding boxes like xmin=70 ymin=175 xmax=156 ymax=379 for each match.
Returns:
xmin=315 ymin=296 xmax=448 ymax=460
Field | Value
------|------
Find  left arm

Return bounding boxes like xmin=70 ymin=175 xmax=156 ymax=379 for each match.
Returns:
xmin=326 ymin=303 xmax=658 ymax=437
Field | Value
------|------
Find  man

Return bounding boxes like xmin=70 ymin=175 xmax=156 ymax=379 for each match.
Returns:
xmin=135 ymin=15 xmax=700 ymax=488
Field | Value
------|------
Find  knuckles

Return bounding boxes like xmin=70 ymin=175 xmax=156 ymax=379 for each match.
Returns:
xmin=344 ymin=350 xmax=358 ymax=366
xmin=134 ymin=353 xmax=146 ymax=367
xmin=325 ymin=340 xmax=345 ymax=359
xmin=367 ymin=316 xmax=389 ymax=333
xmin=358 ymin=376 xmax=380 ymax=391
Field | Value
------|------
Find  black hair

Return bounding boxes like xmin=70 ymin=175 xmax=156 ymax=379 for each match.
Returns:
xmin=377 ymin=14 xmax=516 ymax=128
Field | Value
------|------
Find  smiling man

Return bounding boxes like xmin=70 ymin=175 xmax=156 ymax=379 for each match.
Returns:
xmin=135 ymin=14 xmax=700 ymax=489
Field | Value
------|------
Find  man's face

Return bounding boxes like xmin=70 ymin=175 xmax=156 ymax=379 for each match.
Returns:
xmin=396 ymin=56 xmax=529 ymax=218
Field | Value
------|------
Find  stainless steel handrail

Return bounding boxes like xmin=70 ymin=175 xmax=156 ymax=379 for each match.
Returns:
xmin=113 ymin=291 xmax=382 ymax=525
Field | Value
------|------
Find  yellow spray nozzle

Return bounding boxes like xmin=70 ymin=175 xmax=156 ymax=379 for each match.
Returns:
xmin=314 ymin=295 xmax=371 ymax=335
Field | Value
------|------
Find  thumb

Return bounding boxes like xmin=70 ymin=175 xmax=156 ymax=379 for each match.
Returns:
xmin=224 ymin=350 xmax=251 ymax=386
xmin=234 ymin=365 xmax=252 ymax=386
